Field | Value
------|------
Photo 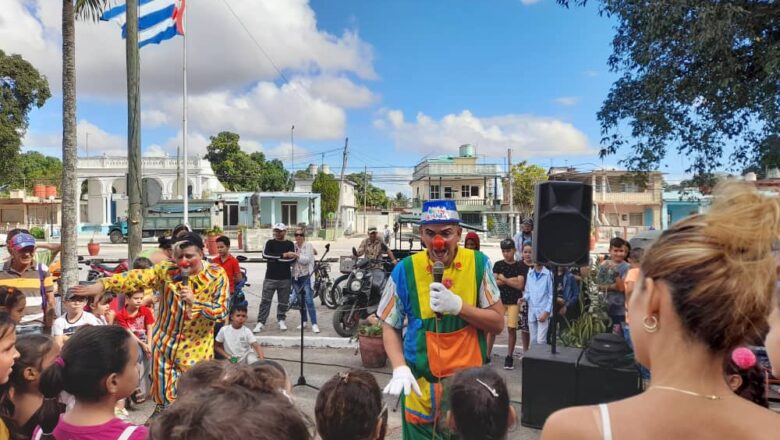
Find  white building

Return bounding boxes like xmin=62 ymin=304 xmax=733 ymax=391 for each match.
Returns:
xmin=294 ymin=164 xmax=356 ymax=233
xmin=76 ymin=156 xmax=225 ymax=231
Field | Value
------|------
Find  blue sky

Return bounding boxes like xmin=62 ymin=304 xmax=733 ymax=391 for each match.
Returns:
xmin=6 ymin=0 xmax=690 ymax=195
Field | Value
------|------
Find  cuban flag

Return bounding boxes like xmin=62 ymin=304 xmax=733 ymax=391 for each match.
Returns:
xmin=101 ymin=0 xmax=185 ymax=48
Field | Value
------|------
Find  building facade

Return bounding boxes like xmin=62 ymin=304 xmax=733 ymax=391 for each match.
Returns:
xmin=409 ymin=145 xmax=503 ymax=231
xmin=548 ymin=168 xmax=664 ymax=240
xmin=293 ymin=164 xmax=356 ymax=233
xmin=76 ymin=156 xmax=225 ymax=231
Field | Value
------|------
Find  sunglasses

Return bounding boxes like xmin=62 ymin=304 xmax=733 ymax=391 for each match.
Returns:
xmin=294 ymin=233 xmax=304 ymax=237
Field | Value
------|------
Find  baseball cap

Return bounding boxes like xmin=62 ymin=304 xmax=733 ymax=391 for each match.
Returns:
xmin=11 ymin=233 xmax=36 ymax=252
xmin=273 ymin=223 xmax=287 ymax=231
xmin=64 ymin=288 xmax=87 ymax=302
xmin=500 ymin=238 xmax=515 ymax=250
xmin=523 ymin=218 xmax=533 ymax=226
xmin=368 ymin=227 xmax=378 ymax=233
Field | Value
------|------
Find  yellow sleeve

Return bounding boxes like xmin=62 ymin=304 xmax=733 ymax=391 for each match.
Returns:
xmin=100 ymin=261 xmax=169 ymax=295
xmin=192 ymin=266 xmax=229 ymax=321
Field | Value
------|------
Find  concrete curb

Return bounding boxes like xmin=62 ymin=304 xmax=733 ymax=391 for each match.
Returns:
xmin=258 ymin=335 xmax=516 ymax=355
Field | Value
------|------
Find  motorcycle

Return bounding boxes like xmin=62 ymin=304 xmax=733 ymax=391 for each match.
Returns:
xmin=313 ymin=244 xmax=335 ymax=308
xmin=233 ymin=255 xmax=251 ymax=309
xmin=86 ymin=259 xmax=129 ymax=282
xmin=332 ymin=249 xmax=394 ymax=337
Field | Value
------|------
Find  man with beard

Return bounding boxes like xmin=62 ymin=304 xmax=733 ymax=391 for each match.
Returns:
xmin=378 ymin=200 xmax=504 ymax=439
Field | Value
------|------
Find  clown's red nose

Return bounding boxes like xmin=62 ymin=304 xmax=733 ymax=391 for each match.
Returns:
xmin=178 ymin=260 xmax=191 ymax=269
xmin=432 ymin=235 xmax=446 ymax=250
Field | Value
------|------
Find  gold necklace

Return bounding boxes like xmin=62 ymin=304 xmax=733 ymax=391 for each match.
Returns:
xmin=649 ymin=385 xmax=723 ymax=400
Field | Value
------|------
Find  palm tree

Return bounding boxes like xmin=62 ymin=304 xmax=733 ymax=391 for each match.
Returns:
xmin=59 ymin=0 xmax=111 ymax=295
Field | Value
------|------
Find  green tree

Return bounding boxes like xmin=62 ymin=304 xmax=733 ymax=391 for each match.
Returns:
xmin=511 ymin=161 xmax=548 ymax=218
xmin=393 ymin=192 xmax=410 ymax=208
xmin=347 ymin=172 xmax=389 ymax=208
xmin=0 ymin=50 xmax=51 ymax=181
xmin=204 ymin=132 xmax=290 ymax=191
xmin=312 ymin=172 xmax=339 ymax=221
xmin=557 ymin=1 xmax=780 ymax=176
xmin=1 ymin=152 xmax=63 ymax=191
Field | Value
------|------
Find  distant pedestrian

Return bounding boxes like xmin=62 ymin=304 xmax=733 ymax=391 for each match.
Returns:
xmin=513 ymin=219 xmax=533 ymax=260
xmin=255 ymin=224 xmax=296 ymax=333
xmin=383 ymin=224 xmax=392 ymax=246
xmin=464 ymin=231 xmax=480 ymax=250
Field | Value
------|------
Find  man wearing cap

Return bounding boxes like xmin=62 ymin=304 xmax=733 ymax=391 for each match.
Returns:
xmin=0 ymin=233 xmax=55 ymax=334
xmin=513 ymin=218 xmax=533 ymax=261
xmin=254 ymin=223 xmax=296 ymax=333
xmin=71 ymin=232 xmax=229 ymax=418
xmin=378 ymin=200 xmax=504 ymax=439
xmin=356 ymin=227 xmax=397 ymax=264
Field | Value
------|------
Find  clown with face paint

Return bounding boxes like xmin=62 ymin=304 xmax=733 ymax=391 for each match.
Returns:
xmin=69 ymin=233 xmax=229 ymax=420
xmin=377 ymin=200 xmax=504 ymax=439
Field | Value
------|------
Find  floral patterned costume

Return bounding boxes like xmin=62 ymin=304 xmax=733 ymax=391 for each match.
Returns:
xmin=101 ymin=260 xmax=229 ymax=406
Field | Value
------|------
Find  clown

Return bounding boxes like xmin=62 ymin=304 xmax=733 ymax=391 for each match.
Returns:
xmin=378 ymin=200 xmax=504 ymax=439
xmin=71 ymin=233 xmax=229 ymax=419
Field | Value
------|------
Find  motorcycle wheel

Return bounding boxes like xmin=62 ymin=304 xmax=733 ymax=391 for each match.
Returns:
xmin=325 ymin=275 xmax=347 ymax=310
xmin=332 ymin=303 xmax=360 ymax=337
xmin=109 ymin=230 xmax=124 ymax=244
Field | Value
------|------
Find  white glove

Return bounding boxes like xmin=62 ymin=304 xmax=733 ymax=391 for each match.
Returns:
xmin=429 ymin=282 xmax=463 ymax=316
xmin=383 ymin=366 xmax=422 ymax=396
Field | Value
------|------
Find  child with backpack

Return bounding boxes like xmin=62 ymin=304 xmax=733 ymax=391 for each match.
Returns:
xmin=33 ymin=326 xmax=147 ymax=439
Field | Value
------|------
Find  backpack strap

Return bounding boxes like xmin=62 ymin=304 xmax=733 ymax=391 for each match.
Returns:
xmin=38 ymin=263 xmax=48 ymax=311
xmin=32 ymin=429 xmax=43 ymax=440
xmin=117 ymin=425 xmax=139 ymax=440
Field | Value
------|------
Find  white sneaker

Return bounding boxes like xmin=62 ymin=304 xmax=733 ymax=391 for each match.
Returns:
xmin=296 ymin=322 xmax=308 ymax=330
xmin=279 ymin=320 xmax=287 ymax=331
xmin=312 ymin=324 xmax=320 ymax=333
xmin=252 ymin=322 xmax=264 ymax=333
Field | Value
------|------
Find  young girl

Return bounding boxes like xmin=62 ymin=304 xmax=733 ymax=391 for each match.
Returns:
xmin=0 ymin=334 xmax=60 ymax=439
xmin=115 ymin=289 xmax=155 ymax=403
xmin=0 ymin=288 xmax=26 ymax=324
xmin=447 ymin=367 xmax=516 ymax=440
xmin=315 ymin=369 xmax=387 ymax=440
xmin=725 ymin=347 xmax=768 ymax=408
xmin=33 ymin=325 xmax=147 ymax=440
xmin=91 ymin=293 xmax=115 ymax=325
xmin=0 ymin=312 xmax=20 ymax=439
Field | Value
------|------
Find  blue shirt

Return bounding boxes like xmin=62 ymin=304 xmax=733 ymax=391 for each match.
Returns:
xmin=560 ymin=271 xmax=579 ymax=308
xmin=524 ymin=266 xmax=553 ymax=318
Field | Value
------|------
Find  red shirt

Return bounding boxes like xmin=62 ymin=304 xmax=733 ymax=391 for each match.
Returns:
xmin=212 ymin=254 xmax=240 ymax=293
xmin=115 ymin=306 xmax=155 ymax=342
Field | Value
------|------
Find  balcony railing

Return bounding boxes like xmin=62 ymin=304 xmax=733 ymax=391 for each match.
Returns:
xmin=412 ymin=163 xmax=502 ymax=180
xmin=593 ymin=191 xmax=658 ymax=204
xmin=413 ymin=197 xmax=501 ymax=209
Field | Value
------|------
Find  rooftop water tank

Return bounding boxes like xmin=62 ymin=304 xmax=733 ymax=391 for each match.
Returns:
xmin=308 ymin=163 xmax=318 ymax=176
xmin=459 ymin=144 xmax=475 ymax=157
xmin=744 ymin=172 xmax=757 ymax=182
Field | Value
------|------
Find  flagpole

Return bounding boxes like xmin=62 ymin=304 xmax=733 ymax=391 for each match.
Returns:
xmin=182 ymin=1 xmax=189 ymax=226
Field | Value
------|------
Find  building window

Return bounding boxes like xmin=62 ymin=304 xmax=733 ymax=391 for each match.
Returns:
xmin=430 ymin=185 xmax=440 ymax=199
xmin=461 ymin=185 xmax=470 ymax=197
xmin=471 ymin=186 xmax=479 ymax=197
xmin=444 ymin=187 xmax=454 ymax=199
xmin=282 ymin=202 xmax=298 ymax=226
xmin=629 ymin=212 xmax=643 ymax=226
xmin=223 ymin=202 xmax=239 ymax=227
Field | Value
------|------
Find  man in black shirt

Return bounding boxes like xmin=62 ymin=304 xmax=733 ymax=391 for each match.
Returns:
xmin=254 ymin=223 xmax=297 ymax=332
xmin=490 ymin=238 xmax=526 ymax=370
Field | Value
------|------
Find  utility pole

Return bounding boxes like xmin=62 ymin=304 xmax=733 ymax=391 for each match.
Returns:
xmin=334 ymin=138 xmax=348 ymax=236
xmin=363 ymin=165 xmax=368 ymax=233
xmin=126 ymin=0 xmax=142 ymax=260
xmin=507 ymin=148 xmax=514 ymax=236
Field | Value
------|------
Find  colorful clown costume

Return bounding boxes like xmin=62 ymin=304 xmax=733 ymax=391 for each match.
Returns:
xmin=378 ymin=247 xmax=501 ymax=439
xmin=101 ymin=260 xmax=229 ymax=406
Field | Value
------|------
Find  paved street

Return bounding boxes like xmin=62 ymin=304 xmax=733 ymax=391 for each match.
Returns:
xmin=77 ymin=235 xmax=541 ymax=439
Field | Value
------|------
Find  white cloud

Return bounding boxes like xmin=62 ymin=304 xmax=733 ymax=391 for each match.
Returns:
xmin=143 ymin=145 xmax=169 ymax=157
xmin=554 ymin=96 xmax=579 ymax=107
xmin=4 ymin=0 xmax=378 ymax=141
xmin=375 ymin=109 xmax=594 ymax=158
xmin=21 ymin=120 xmax=127 ymax=157
xmin=141 ymin=109 xmax=170 ymax=128
xmin=583 ymin=69 xmax=599 ymax=78
xmin=520 ymin=0 xmax=542 ymax=4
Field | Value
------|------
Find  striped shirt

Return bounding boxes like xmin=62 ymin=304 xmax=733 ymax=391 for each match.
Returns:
xmin=0 ymin=260 xmax=54 ymax=328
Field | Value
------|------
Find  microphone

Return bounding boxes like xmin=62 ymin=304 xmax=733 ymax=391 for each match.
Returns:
xmin=432 ymin=261 xmax=445 ymax=320
xmin=179 ymin=261 xmax=192 ymax=319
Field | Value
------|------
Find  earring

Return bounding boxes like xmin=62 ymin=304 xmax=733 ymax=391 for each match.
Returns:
xmin=642 ymin=315 xmax=658 ymax=333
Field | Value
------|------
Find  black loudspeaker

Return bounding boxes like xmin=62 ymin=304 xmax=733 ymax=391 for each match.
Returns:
xmin=533 ymin=181 xmax=592 ymax=266
xmin=576 ymin=352 xmax=642 ymax=406
xmin=520 ymin=345 xmax=580 ymax=429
